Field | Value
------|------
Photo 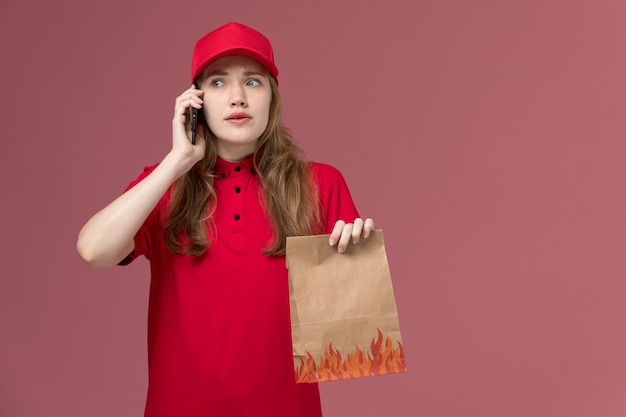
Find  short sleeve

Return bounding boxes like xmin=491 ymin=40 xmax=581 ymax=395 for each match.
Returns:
xmin=311 ymin=163 xmax=361 ymax=233
xmin=118 ymin=164 xmax=164 ymax=265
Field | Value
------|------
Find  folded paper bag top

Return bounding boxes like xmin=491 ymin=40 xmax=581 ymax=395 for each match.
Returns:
xmin=286 ymin=230 xmax=407 ymax=383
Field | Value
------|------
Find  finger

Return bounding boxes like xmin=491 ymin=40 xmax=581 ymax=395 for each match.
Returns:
xmin=175 ymin=90 xmax=204 ymax=110
xmin=181 ymin=95 xmax=203 ymax=111
xmin=193 ymin=85 xmax=204 ymax=97
xmin=351 ymin=218 xmax=364 ymax=244
xmin=363 ymin=218 xmax=375 ymax=238
xmin=337 ymin=223 xmax=354 ymax=253
xmin=329 ymin=220 xmax=346 ymax=246
xmin=173 ymin=95 xmax=203 ymax=128
xmin=185 ymin=85 xmax=204 ymax=96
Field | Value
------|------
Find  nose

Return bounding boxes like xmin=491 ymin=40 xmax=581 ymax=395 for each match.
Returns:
xmin=230 ymin=84 xmax=247 ymax=107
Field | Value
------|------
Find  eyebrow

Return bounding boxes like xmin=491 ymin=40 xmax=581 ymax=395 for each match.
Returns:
xmin=206 ymin=70 xmax=266 ymax=78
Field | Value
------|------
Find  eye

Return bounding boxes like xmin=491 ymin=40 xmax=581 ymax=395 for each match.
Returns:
xmin=210 ymin=79 xmax=224 ymax=87
xmin=246 ymin=79 xmax=261 ymax=87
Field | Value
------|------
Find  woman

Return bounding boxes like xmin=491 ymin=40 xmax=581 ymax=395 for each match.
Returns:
xmin=77 ymin=22 xmax=373 ymax=417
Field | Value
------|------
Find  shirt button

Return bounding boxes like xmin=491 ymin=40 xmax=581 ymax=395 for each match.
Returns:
xmin=234 ymin=166 xmax=241 ymax=172
xmin=234 ymin=214 xmax=241 ymax=221
xmin=235 ymin=187 xmax=241 ymax=193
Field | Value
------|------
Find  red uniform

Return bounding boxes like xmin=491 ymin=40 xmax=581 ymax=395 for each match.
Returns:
xmin=123 ymin=156 xmax=360 ymax=417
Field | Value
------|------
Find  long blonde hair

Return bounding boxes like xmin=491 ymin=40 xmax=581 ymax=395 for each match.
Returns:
xmin=165 ymin=77 xmax=320 ymax=256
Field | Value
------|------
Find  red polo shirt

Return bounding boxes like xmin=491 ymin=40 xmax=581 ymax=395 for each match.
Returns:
xmin=123 ymin=157 xmax=360 ymax=417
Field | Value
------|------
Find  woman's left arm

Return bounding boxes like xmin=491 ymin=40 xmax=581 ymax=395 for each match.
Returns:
xmin=312 ymin=163 xmax=374 ymax=253
xmin=329 ymin=218 xmax=375 ymax=253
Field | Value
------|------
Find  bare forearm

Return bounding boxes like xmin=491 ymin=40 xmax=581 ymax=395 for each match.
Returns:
xmin=78 ymin=86 xmax=206 ymax=268
xmin=77 ymin=152 xmax=189 ymax=268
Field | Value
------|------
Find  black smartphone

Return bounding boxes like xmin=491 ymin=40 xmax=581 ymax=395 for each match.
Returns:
xmin=191 ymin=81 xmax=204 ymax=145
xmin=191 ymin=108 xmax=199 ymax=145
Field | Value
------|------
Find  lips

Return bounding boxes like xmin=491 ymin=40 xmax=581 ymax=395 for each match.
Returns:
xmin=226 ymin=112 xmax=252 ymax=122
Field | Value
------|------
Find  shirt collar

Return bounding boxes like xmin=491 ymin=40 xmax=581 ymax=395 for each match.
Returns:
xmin=215 ymin=155 xmax=256 ymax=179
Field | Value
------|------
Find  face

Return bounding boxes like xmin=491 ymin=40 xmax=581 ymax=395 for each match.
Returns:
xmin=197 ymin=55 xmax=272 ymax=161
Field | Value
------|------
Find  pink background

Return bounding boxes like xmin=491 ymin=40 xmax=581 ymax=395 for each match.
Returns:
xmin=2 ymin=0 xmax=626 ymax=416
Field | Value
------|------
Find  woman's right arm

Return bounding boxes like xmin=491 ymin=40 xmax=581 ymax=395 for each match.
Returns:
xmin=76 ymin=86 xmax=205 ymax=268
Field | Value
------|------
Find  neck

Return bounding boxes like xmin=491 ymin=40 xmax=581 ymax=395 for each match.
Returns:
xmin=215 ymin=144 xmax=256 ymax=162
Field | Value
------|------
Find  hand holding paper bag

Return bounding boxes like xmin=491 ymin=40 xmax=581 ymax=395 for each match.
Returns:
xmin=286 ymin=230 xmax=407 ymax=383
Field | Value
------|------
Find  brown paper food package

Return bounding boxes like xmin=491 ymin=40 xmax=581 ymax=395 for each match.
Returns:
xmin=286 ymin=230 xmax=407 ymax=383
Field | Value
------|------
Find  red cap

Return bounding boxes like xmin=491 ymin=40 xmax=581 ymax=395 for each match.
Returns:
xmin=191 ymin=22 xmax=278 ymax=83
